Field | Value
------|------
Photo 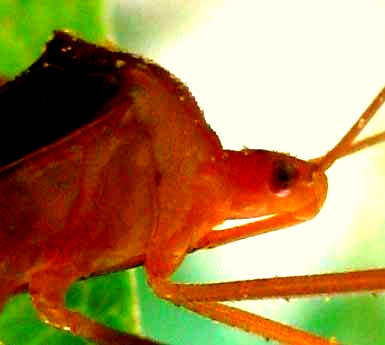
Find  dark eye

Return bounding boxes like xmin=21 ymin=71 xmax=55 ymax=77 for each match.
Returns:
xmin=269 ymin=159 xmax=298 ymax=195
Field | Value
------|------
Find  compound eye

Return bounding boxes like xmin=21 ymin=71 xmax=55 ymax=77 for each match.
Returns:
xmin=269 ymin=159 xmax=298 ymax=196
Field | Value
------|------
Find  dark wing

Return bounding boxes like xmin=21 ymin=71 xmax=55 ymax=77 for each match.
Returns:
xmin=0 ymin=31 xmax=129 ymax=167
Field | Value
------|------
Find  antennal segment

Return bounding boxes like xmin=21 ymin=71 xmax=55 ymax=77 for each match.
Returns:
xmin=313 ymin=85 xmax=385 ymax=172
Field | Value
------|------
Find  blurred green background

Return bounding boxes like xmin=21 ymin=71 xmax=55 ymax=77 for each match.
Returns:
xmin=0 ymin=1 xmax=384 ymax=345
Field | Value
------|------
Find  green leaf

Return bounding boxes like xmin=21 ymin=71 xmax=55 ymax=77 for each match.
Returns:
xmin=0 ymin=270 xmax=143 ymax=345
xmin=0 ymin=0 xmax=106 ymax=77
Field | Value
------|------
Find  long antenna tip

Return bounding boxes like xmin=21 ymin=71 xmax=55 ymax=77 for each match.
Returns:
xmin=311 ymin=85 xmax=385 ymax=172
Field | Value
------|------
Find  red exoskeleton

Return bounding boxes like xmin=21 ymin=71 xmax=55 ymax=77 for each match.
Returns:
xmin=0 ymin=31 xmax=384 ymax=345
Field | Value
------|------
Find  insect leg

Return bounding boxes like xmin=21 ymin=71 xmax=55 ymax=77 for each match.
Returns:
xmin=149 ymin=278 xmax=337 ymax=345
xmin=185 ymin=301 xmax=337 ymax=345
xmin=148 ymin=269 xmax=385 ymax=344
xmin=152 ymin=269 xmax=385 ymax=303
xmin=193 ymin=213 xmax=303 ymax=250
xmin=29 ymin=266 xmax=163 ymax=345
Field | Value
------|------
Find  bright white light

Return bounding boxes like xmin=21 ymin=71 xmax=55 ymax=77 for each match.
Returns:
xmin=157 ymin=0 xmax=385 ymax=320
xmin=108 ymin=1 xmax=385 ymax=335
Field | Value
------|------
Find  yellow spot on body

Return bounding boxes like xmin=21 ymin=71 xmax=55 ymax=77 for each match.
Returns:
xmin=115 ymin=59 xmax=126 ymax=68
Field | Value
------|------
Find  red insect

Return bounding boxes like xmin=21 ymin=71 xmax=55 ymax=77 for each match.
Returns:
xmin=0 ymin=31 xmax=385 ymax=345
